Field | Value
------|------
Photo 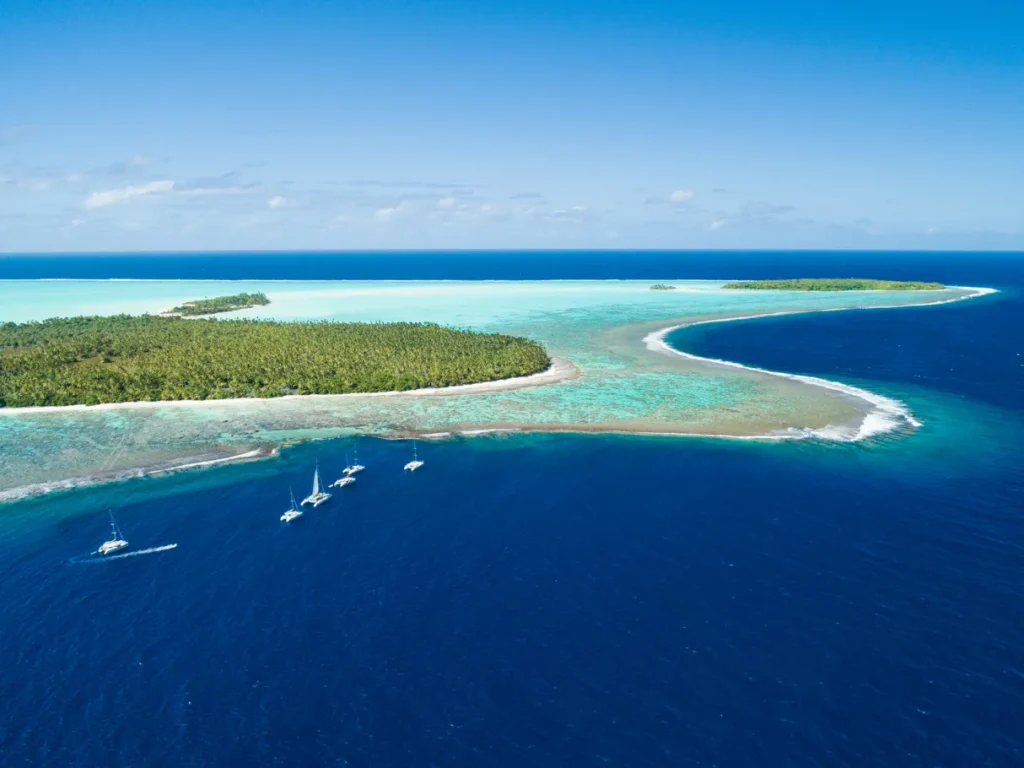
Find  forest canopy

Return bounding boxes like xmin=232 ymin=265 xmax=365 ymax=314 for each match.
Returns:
xmin=164 ymin=292 xmax=271 ymax=316
xmin=0 ymin=315 xmax=550 ymax=408
xmin=722 ymin=279 xmax=945 ymax=291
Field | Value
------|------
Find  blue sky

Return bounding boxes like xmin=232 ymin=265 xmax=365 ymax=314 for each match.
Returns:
xmin=2 ymin=0 xmax=1022 ymax=251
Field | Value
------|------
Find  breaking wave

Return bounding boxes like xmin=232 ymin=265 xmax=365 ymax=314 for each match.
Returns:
xmin=644 ymin=287 xmax=995 ymax=442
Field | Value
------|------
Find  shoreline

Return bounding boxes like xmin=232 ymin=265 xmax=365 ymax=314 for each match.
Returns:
xmin=0 ymin=287 xmax=996 ymax=504
xmin=0 ymin=356 xmax=580 ymax=416
xmin=642 ymin=286 xmax=996 ymax=441
xmin=0 ymin=446 xmax=275 ymax=504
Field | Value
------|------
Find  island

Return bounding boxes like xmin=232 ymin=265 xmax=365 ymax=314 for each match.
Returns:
xmin=163 ymin=292 xmax=271 ymax=316
xmin=0 ymin=279 xmax=994 ymax=504
xmin=0 ymin=315 xmax=550 ymax=407
xmin=722 ymin=279 xmax=945 ymax=291
xmin=649 ymin=284 xmax=677 ymax=291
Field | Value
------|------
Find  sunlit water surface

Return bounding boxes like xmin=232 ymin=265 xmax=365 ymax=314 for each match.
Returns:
xmin=0 ymin=276 xmax=975 ymax=498
xmin=0 ymin=251 xmax=1021 ymax=766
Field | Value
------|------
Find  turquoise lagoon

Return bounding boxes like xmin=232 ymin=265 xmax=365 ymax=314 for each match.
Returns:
xmin=0 ymin=280 xmax=979 ymax=501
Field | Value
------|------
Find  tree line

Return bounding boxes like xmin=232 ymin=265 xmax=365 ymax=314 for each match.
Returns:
xmin=722 ymin=279 xmax=945 ymax=291
xmin=0 ymin=315 xmax=550 ymax=408
xmin=164 ymin=292 xmax=271 ymax=316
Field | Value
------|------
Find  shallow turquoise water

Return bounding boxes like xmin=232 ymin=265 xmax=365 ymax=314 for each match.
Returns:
xmin=0 ymin=253 xmax=1020 ymax=766
xmin=0 ymin=279 xmax=970 ymax=500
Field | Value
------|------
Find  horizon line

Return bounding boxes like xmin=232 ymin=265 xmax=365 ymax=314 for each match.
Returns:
xmin=3 ymin=248 xmax=1024 ymax=257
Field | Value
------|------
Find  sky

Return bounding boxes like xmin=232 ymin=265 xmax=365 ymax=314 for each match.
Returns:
xmin=1 ymin=0 xmax=1023 ymax=252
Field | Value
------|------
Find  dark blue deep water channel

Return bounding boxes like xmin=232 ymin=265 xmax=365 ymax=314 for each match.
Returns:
xmin=1 ymin=252 xmax=1022 ymax=766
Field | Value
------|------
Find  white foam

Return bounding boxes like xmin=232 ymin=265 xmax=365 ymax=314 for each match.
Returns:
xmin=0 ymin=448 xmax=272 ymax=504
xmin=643 ymin=287 xmax=994 ymax=443
xmin=143 ymin=448 xmax=267 ymax=475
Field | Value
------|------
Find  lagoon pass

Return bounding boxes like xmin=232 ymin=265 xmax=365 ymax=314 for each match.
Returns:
xmin=0 ymin=279 xmax=987 ymax=501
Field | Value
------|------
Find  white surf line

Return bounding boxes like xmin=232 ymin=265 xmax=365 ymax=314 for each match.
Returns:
xmin=643 ymin=287 xmax=997 ymax=443
xmin=0 ymin=450 xmax=273 ymax=504
xmin=143 ymin=449 xmax=268 ymax=475
xmin=70 ymin=543 xmax=178 ymax=564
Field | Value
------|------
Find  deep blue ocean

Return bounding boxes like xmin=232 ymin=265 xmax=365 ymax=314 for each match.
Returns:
xmin=1 ymin=252 xmax=1022 ymax=767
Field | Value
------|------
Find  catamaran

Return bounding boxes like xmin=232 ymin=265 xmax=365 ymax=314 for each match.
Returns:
xmin=301 ymin=462 xmax=332 ymax=507
xmin=404 ymin=442 xmax=425 ymax=472
xmin=333 ymin=451 xmax=360 ymax=487
xmin=97 ymin=510 xmax=129 ymax=555
xmin=343 ymin=449 xmax=365 ymax=476
xmin=281 ymin=488 xmax=304 ymax=522
xmin=332 ymin=473 xmax=356 ymax=489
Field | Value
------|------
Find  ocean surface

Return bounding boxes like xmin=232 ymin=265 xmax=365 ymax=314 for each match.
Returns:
xmin=1 ymin=251 xmax=1022 ymax=766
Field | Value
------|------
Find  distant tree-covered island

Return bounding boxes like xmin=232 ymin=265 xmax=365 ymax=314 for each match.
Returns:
xmin=722 ymin=279 xmax=945 ymax=291
xmin=0 ymin=315 xmax=550 ymax=408
xmin=649 ymin=284 xmax=677 ymax=291
xmin=163 ymin=292 xmax=271 ymax=316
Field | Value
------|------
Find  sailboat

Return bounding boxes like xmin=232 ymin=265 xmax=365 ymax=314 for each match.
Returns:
xmin=332 ymin=452 xmax=358 ymax=487
xmin=97 ymin=510 xmax=129 ymax=555
xmin=332 ymin=472 xmax=356 ymax=489
xmin=301 ymin=462 xmax=332 ymax=507
xmin=281 ymin=488 xmax=304 ymax=522
xmin=404 ymin=442 xmax=425 ymax=472
xmin=343 ymin=448 xmax=365 ymax=476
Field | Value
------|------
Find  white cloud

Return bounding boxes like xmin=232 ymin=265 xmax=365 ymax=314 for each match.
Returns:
xmin=710 ymin=220 xmax=726 ymax=230
xmin=83 ymin=180 xmax=175 ymax=209
xmin=267 ymin=195 xmax=289 ymax=209
xmin=127 ymin=154 xmax=152 ymax=167
xmin=375 ymin=206 xmax=400 ymax=222
xmin=545 ymin=205 xmax=588 ymax=224
xmin=436 ymin=196 xmax=458 ymax=209
xmin=82 ymin=177 xmax=259 ymax=209
xmin=646 ymin=189 xmax=698 ymax=206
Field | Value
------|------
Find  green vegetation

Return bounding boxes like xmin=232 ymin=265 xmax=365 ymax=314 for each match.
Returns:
xmin=649 ymin=284 xmax=677 ymax=291
xmin=722 ymin=279 xmax=945 ymax=291
xmin=0 ymin=315 xmax=550 ymax=408
xmin=164 ymin=292 xmax=271 ymax=316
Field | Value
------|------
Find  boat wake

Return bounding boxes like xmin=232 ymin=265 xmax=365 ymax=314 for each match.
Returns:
xmin=69 ymin=543 xmax=178 ymax=564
